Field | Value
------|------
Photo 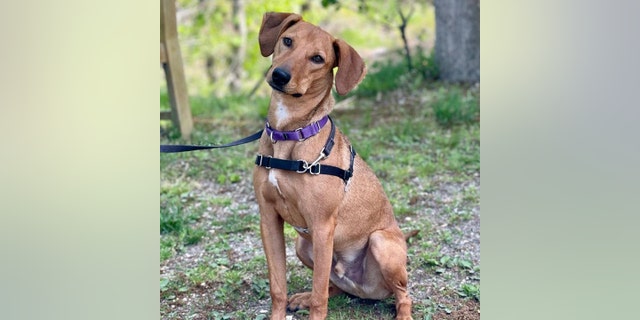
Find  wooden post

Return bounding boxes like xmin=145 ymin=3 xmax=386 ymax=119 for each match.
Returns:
xmin=161 ymin=0 xmax=193 ymax=138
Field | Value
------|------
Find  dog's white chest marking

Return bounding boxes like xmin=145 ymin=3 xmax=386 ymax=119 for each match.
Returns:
xmin=268 ymin=170 xmax=283 ymax=195
xmin=275 ymin=99 xmax=290 ymax=127
xmin=268 ymin=170 xmax=279 ymax=188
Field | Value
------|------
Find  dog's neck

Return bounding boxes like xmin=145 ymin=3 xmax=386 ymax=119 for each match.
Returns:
xmin=267 ymin=82 xmax=334 ymax=131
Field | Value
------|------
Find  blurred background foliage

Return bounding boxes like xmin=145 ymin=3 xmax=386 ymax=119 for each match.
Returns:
xmin=162 ymin=0 xmax=436 ymax=98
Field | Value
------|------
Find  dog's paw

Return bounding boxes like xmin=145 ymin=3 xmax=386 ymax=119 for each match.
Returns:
xmin=286 ymin=292 xmax=312 ymax=312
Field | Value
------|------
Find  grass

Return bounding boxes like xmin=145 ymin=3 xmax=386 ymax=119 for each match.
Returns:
xmin=458 ymin=283 xmax=480 ymax=301
xmin=351 ymin=59 xmax=410 ymax=97
xmin=160 ymin=58 xmax=479 ymax=319
xmin=345 ymin=49 xmax=440 ymax=100
xmin=431 ymin=87 xmax=480 ymax=128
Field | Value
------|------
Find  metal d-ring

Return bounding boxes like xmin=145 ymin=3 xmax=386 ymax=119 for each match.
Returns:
xmin=296 ymin=159 xmax=309 ymax=173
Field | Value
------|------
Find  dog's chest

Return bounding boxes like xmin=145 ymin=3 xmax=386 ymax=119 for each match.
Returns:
xmin=262 ymin=169 xmax=308 ymax=228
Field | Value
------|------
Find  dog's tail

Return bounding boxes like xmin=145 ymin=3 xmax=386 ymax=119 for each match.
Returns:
xmin=404 ymin=229 xmax=420 ymax=242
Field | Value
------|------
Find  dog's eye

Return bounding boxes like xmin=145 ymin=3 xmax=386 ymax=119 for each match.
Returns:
xmin=283 ymin=37 xmax=292 ymax=47
xmin=310 ymin=55 xmax=325 ymax=64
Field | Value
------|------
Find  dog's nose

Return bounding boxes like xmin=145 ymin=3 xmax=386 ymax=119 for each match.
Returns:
xmin=271 ymin=68 xmax=291 ymax=87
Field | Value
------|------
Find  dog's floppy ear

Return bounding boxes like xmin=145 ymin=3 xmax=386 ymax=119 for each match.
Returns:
xmin=333 ymin=39 xmax=366 ymax=96
xmin=259 ymin=12 xmax=302 ymax=57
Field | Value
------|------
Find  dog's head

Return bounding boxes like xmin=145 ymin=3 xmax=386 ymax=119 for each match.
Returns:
xmin=259 ymin=12 xmax=366 ymax=97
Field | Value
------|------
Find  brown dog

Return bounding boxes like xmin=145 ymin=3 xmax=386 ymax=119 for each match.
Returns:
xmin=252 ymin=12 xmax=413 ymax=320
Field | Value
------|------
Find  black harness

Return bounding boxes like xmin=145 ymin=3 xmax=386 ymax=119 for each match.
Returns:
xmin=255 ymin=116 xmax=356 ymax=184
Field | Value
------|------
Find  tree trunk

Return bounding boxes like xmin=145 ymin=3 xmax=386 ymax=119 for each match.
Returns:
xmin=229 ymin=0 xmax=247 ymax=92
xmin=434 ymin=0 xmax=480 ymax=82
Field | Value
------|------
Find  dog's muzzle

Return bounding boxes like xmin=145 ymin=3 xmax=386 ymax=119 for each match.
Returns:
xmin=271 ymin=67 xmax=291 ymax=87
xmin=269 ymin=67 xmax=302 ymax=97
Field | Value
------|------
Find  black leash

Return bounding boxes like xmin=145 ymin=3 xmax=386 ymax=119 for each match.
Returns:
xmin=160 ymin=130 xmax=263 ymax=153
xmin=160 ymin=116 xmax=356 ymax=184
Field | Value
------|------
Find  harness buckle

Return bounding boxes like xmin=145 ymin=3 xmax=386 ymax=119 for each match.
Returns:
xmin=258 ymin=154 xmax=272 ymax=169
xmin=309 ymin=164 xmax=321 ymax=175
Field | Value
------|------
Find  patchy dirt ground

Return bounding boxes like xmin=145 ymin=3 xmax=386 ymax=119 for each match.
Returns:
xmin=433 ymin=300 xmax=480 ymax=320
xmin=161 ymin=170 xmax=479 ymax=319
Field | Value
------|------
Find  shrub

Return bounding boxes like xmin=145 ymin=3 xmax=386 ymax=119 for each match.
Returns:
xmin=431 ymin=87 xmax=479 ymax=128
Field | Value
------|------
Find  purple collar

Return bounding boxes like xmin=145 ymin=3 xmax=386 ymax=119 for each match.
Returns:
xmin=265 ymin=115 xmax=330 ymax=142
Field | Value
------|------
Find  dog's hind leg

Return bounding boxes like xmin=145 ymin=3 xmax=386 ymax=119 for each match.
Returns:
xmin=368 ymin=229 xmax=413 ymax=320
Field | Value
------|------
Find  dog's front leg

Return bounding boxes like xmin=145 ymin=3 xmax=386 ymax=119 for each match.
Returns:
xmin=308 ymin=222 xmax=336 ymax=320
xmin=260 ymin=210 xmax=288 ymax=320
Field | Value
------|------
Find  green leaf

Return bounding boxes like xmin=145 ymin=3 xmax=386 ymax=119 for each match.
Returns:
xmin=160 ymin=278 xmax=170 ymax=291
xmin=458 ymin=259 xmax=473 ymax=269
